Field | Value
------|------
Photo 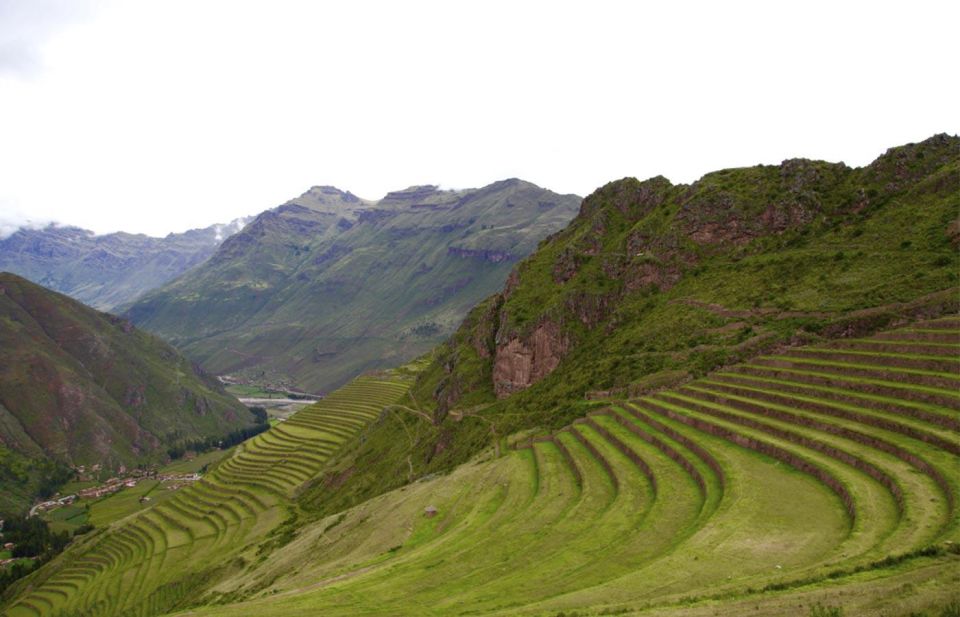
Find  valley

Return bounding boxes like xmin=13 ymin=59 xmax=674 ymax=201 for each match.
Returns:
xmin=3 ymin=2 xmax=956 ymax=613
xmin=1 ymin=135 xmax=957 ymax=616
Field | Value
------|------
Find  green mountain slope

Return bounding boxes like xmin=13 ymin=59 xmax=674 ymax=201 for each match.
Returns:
xmin=0 ymin=219 xmax=249 ymax=311
xmin=300 ymin=133 xmax=960 ymax=519
xmin=123 ymin=180 xmax=581 ymax=393
xmin=0 ymin=273 xmax=258 ymax=513
xmin=165 ymin=318 xmax=959 ymax=616
xmin=4 ymin=319 xmax=957 ymax=617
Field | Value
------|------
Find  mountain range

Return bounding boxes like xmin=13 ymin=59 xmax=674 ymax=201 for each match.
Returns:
xmin=123 ymin=180 xmax=581 ymax=393
xmin=1 ymin=135 xmax=957 ymax=617
xmin=0 ymin=219 xmax=249 ymax=311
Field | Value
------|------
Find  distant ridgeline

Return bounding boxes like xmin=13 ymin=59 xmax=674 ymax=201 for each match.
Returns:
xmin=123 ymin=179 xmax=581 ymax=393
xmin=0 ymin=273 xmax=259 ymax=514
xmin=0 ymin=218 xmax=249 ymax=311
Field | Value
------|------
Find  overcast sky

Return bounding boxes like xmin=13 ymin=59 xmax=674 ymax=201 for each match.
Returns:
xmin=0 ymin=0 xmax=957 ymax=237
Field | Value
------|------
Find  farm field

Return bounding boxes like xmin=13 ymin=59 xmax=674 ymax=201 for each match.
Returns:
xmin=156 ymin=316 xmax=958 ymax=617
xmin=2 ymin=372 xmax=412 ymax=617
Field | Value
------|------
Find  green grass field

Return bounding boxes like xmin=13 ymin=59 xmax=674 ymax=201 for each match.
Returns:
xmin=3 ymin=319 xmax=958 ymax=616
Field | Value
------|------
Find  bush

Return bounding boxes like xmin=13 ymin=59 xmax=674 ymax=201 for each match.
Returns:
xmin=0 ymin=514 xmax=73 ymax=594
xmin=248 ymin=406 xmax=269 ymax=424
xmin=167 ymin=423 xmax=271 ymax=461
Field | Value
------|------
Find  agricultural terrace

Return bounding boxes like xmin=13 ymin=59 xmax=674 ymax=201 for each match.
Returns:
xmin=166 ymin=317 xmax=960 ymax=617
xmin=2 ymin=374 xmax=410 ymax=617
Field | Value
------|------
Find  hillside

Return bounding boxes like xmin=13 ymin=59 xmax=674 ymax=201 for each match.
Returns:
xmin=300 ymin=134 xmax=960 ymax=519
xmin=123 ymin=180 xmax=580 ymax=393
xmin=1 ymin=369 xmax=414 ymax=616
xmin=0 ymin=219 xmax=248 ymax=311
xmin=3 ymin=319 xmax=957 ymax=616
xmin=0 ymin=273 xmax=258 ymax=513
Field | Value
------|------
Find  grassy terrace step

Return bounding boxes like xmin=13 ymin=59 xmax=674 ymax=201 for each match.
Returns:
xmin=3 ymin=373 xmax=411 ymax=617
xmin=757 ymin=354 xmax=960 ymax=389
xmin=662 ymin=388 xmax=952 ymax=543
xmin=732 ymin=363 xmax=960 ymax=409
xmin=790 ymin=347 xmax=960 ymax=372
xmin=708 ymin=371 xmax=960 ymax=431
xmin=873 ymin=329 xmax=960 ymax=343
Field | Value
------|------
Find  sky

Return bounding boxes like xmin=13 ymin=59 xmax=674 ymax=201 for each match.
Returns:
xmin=0 ymin=0 xmax=958 ymax=237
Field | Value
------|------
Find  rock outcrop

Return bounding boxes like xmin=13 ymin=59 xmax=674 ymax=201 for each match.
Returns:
xmin=493 ymin=320 xmax=569 ymax=398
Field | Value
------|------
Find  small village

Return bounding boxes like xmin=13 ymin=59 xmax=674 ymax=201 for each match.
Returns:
xmin=28 ymin=464 xmax=204 ymax=518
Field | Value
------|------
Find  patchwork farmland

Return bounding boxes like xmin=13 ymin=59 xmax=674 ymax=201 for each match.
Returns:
xmin=4 ymin=317 xmax=959 ymax=616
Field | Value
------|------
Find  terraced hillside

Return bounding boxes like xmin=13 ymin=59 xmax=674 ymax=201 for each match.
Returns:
xmin=1 ymin=373 xmax=411 ymax=617
xmin=310 ymin=134 xmax=960 ymax=518
xmin=137 ymin=317 xmax=959 ymax=617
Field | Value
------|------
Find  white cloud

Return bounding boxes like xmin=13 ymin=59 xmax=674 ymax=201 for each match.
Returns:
xmin=0 ymin=0 xmax=957 ymax=236
xmin=0 ymin=201 xmax=55 ymax=239
xmin=0 ymin=0 xmax=97 ymax=76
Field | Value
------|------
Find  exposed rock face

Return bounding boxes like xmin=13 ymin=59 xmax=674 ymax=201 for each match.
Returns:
xmin=493 ymin=320 xmax=568 ymax=398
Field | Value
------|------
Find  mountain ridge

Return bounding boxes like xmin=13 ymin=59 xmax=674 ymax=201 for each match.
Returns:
xmin=0 ymin=218 xmax=250 ymax=311
xmin=124 ymin=179 xmax=582 ymax=393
